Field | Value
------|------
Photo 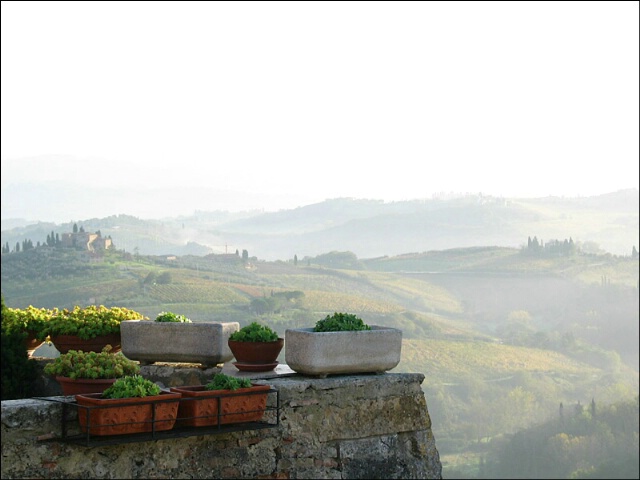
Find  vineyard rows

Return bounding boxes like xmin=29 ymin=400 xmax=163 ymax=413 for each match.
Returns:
xmin=147 ymin=281 xmax=249 ymax=304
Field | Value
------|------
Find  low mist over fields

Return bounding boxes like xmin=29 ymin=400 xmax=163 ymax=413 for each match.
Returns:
xmin=1 ymin=189 xmax=638 ymax=479
xmin=1 ymin=189 xmax=638 ymax=261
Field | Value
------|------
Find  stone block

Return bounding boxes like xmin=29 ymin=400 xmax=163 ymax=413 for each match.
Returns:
xmin=121 ymin=320 xmax=239 ymax=367
xmin=285 ymin=326 xmax=402 ymax=377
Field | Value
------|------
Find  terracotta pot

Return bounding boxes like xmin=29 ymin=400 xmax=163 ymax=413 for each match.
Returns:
xmin=75 ymin=391 xmax=181 ymax=436
xmin=55 ymin=376 xmax=117 ymax=396
xmin=228 ymin=338 xmax=284 ymax=365
xmin=170 ymin=384 xmax=270 ymax=427
xmin=50 ymin=333 xmax=122 ymax=354
xmin=24 ymin=332 xmax=44 ymax=355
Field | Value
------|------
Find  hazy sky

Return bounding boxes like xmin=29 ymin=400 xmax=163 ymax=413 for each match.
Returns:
xmin=2 ymin=1 xmax=639 ymax=217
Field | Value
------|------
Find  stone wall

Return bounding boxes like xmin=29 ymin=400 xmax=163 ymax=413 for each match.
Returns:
xmin=2 ymin=371 xmax=442 ymax=479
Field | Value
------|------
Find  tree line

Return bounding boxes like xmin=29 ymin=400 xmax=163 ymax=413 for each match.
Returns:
xmin=2 ymin=224 xmax=112 ymax=254
xmin=522 ymin=236 xmax=639 ymax=258
xmin=478 ymin=396 xmax=639 ymax=479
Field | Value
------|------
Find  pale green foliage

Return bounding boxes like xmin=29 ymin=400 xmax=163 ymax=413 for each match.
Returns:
xmin=206 ymin=373 xmax=252 ymax=391
xmin=102 ymin=374 xmax=161 ymax=399
xmin=43 ymin=345 xmax=139 ymax=380
xmin=155 ymin=311 xmax=191 ymax=323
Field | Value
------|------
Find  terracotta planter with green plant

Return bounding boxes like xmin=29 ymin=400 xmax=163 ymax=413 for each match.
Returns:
xmin=75 ymin=374 xmax=181 ymax=436
xmin=44 ymin=345 xmax=140 ymax=395
xmin=170 ymin=373 xmax=270 ymax=427
xmin=2 ymin=306 xmax=57 ymax=354
xmin=228 ymin=322 xmax=283 ymax=371
xmin=42 ymin=305 xmax=147 ymax=354
xmin=285 ymin=312 xmax=402 ymax=377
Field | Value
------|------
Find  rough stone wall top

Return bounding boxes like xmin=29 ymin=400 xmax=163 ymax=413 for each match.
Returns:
xmin=1 ymin=372 xmax=442 ymax=479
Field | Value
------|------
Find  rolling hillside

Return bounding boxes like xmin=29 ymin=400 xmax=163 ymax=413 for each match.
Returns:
xmin=2 ymin=189 xmax=638 ymax=260
xmin=2 ymin=244 xmax=638 ymax=478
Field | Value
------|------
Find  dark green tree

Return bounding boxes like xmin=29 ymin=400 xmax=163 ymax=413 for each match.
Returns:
xmin=143 ymin=271 xmax=157 ymax=285
xmin=73 ymin=223 xmax=78 ymax=233
xmin=1 ymin=295 xmax=38 ymax=399
xmin=532 ymin=236 xmax=540 ymax=250
xmin=250 ymin=297 xmax=277 ymax=315
xmin=157 ymin=271 xmax=172 ymax=284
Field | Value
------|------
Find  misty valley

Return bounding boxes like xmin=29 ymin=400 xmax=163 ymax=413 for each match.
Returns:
xmin=1 ymin=235 xmax=638 ymax=478
xmin=2 ymin=192 xmax=639 ymax=478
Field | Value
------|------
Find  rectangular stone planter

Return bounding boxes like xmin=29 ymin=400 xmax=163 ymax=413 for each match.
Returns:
xmin=284 ymin=326 xmax=402 ymax=377
xmin=120 ymin=321 xmax=239 ymax=367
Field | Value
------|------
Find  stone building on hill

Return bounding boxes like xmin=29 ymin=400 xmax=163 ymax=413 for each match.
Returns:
xmin=60 ymin=231 xmax=112 ymax=252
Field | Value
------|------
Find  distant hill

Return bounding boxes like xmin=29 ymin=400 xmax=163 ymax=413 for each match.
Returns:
xmin=2 ymin=243 xmax=637 ymax=479
xmin=1 ymin=190 xmax=638 ymax=261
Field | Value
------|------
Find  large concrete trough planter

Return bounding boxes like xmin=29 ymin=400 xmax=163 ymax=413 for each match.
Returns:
xmin=121 ymin=321 xmax=239 ymax=367
xmin=285 ymin=326 xmax=402 ymax=377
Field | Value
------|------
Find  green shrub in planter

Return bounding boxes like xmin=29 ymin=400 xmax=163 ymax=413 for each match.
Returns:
xmin=229 ymin=321 xmax=278 ymax=342
xmin=313 ymin=312 xmax=371 ymax=332
xmin=155 ymin=311 xmax=192 ymax=323
xmin=171 ymin=373 xmax=268 ymax=428
xmin=102 ymin=374 xmax=161 ymax=399
xmin=205 ymin=373 xmax=252 ymax=391
xmin=228 ymin=322 xmax=283 ymax=368
xmin=2 ymin=305 xmax=56 ymax=340
xmin=43 ymin=345 xmax=140 ymax=380
xmin=41 ymin=305 xmax=147 ymax=340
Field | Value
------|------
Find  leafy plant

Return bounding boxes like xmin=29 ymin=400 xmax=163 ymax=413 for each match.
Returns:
xmin=1 ymin=295 xmax=38 ymax=400
xmin=2 ymin=305 xmax=57 ymax=339
xmin=229 ymin=321 xmax=279 ymax=342
xmin=155 ymin=311 xmax=192 ymax=323
xmin=102 ymin=374 xmax=161 ymax=399
xmin=313 ymin=312 xmax=371 ymax=332
xmin=43 ymin=345 xmax=140 ymax=380
xmin=205 ymin=373 xmax=252 ymax=391
xmin=41 ymin=305 xmax=147 ymax=340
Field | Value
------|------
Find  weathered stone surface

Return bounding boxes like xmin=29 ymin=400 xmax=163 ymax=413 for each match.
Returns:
xmin=285 ymin=326 xmax=402 ymax=376
xmin=120 ymin=320 xmax=239 ymax=367
xmin=1 ymin=372 xmax=442 ymax=479
xmin=138 ymin=363 xmax=224 ymax=387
